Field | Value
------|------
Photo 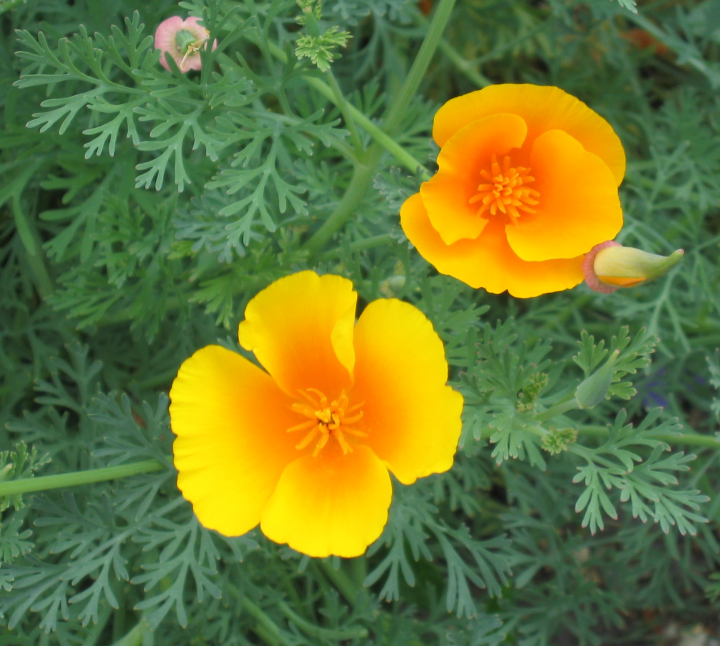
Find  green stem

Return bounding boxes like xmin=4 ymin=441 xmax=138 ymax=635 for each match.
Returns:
xmin=318 ymin=234 xmax=396 ymax=262
xmin=301 ymin=73 xmax=427 ymax=175
xmin=302 ymin=0 xmax=455 ymax=252
xmin=241 ymin=598 xmax=289 ymax=646
xmin=319 ymin=562 xmax=359 ymax=605
xmin=0 ymin=460 xmax=166 ymax=497
xmin=578 ymin=425 xmax=720 ymax=450
xmin=256 ymin=39 xmax=429 ymax=176
xmin=303 ymin=163 xmax=376 ymax=255
xmin=380 ymin=0 xmax=457 ymax=136
xmin=534 ymin=395 xmax=579 ymax=423
xmin=277 ymin=601 xmax=368 ymax=640
xmin=324 ymin=70 xmax=365 ymax=156
xmin=415 ymin=11 xmax=492 ymax=89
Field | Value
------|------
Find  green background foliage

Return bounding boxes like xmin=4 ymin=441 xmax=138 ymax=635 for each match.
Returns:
xmin=1 ymin=0 xmax=720 ymax=643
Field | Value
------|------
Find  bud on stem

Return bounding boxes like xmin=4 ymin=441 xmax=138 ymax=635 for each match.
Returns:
xmin=583 ymin=241 xmax=684 ymax=294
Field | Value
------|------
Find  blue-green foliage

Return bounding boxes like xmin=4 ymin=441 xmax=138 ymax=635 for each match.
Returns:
xmin=2 ymin=0 xmax=720 ymax=643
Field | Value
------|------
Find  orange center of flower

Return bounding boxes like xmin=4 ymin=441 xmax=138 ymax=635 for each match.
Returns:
xmin=287 ymin=389 xmax=366 ymax=457
xmin=469 ymin=154 xmax=540 ymax=225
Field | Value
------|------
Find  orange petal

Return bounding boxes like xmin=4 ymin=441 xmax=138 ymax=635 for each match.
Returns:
xmin=351 ymin=298 xmax=463 ymax=484
xmin=420 ymin=113 xmax=528 ymax=245
xmin=400 ymin=193 xmax=584 ymax=297
xmin=170 ymin=345 xmax=299 ymax=536
xmin=433 ymin=84 xmax=625 ymax=186
xmin=505 ymin=130 xmax=623 ymax=262
xmin=238 ymin=271 xmax=356 ymax=397
xmin=260 ymin=445 xmax=391 ymax=558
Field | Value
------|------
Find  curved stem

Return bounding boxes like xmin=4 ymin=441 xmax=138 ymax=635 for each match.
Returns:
xmin=380 ymin=0 xmax=458 ymax=137
xmin=0 ymin=460 xmax=166 ymax=497
xmin=303 ymin=163 xmax=376 ymax=255
xmin=534 ymin=394 xmax=579 ymax=423
xmin=302 ymin=0 xmax=456 ymax=252
xmin=324 ymin=70 xmax=365 ymax=156
xmin=277 ymin=601 xmax=368 ymax=640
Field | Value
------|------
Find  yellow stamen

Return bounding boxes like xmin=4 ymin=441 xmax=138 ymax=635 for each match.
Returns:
xmin=469 ymin=154 xmax=539 ymax=225
xmin=288 ymin=388 xmax=366 ymax=457
xmin=179 ymin=41 xmax=203 ymax=71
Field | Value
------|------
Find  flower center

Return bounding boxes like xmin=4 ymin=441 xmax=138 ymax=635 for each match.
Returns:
xmin=174 ymin=29 xmax=208 ymax=70
xmin=175 ymin=29 xmax=200 ymax=54
xmin=287 ymin=389 xmax=366 ymax=457
xmin=469 ymin=154 xmax=539 ymax=225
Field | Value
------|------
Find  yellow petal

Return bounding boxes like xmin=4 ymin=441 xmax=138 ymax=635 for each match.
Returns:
xmin=351 ymin=298 xmax=463 ymax=484
xmin=420 ymin=113 xmax=527 ymax=245
xmin=238 ymin=271 xmax=356 ymax=397
xmin=260 ymin=444 xmax=391 ymax=558
xmin=170 ymin=345 xmax=300 ymax=536
xmin=400 ymin=192 xmax=584 ymax=297
xmin=432 ymin=84 xmax=625 ymax=186
xmin=505 ymin=129 xmax=622 ymax=262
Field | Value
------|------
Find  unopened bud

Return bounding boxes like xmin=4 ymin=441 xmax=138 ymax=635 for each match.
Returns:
xmin=582 ymin=241 xmax=684 ymax=294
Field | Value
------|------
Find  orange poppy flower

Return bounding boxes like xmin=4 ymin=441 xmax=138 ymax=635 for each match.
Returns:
xmin=400 ymin=84 xmax=626 ymax=297
xmin=169 ymin=271 xmax=463 ymax=558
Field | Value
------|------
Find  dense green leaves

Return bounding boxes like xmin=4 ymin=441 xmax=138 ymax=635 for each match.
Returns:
xmin=2 ymin=0 xmax=720 ymax=642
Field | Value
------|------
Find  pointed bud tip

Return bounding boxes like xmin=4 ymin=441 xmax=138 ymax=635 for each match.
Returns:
xmin=583 ymin=242 xmax=684 ymax=294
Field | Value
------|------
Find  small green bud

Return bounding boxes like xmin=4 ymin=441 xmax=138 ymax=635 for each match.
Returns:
xmin=0 ymin=463 xmax=13 ymax=483
xmin=542 ymin=428 xmax=578 ymax=454
xmin=575 ymin=350 xmax=619 ymax=408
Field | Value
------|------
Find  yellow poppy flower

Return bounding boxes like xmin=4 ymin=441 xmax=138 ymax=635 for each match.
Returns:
xmin=401 ymin=84 xmax=626 ymax=298
xmin=169 ymin=271 xmax=463 ymax=558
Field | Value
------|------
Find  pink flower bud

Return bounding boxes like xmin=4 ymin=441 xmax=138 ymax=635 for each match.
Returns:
xmin=154 ymin=16 xmax=217 ymax=73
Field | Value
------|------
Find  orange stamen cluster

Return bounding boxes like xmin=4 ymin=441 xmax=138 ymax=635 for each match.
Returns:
xmin=288 ymin=389 xmax=366 ymax=457
xmin=469 ymin=154 xmax=539 ymax=225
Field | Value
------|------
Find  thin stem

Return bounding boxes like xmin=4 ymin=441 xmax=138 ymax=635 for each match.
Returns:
xmin=318 ymin=234 xmax=396 ymax=261
xmin=324 ymin=70 xmax=365 ymax=156
xmin=578 ymin=425 xmax=720 ymax=450
xmin=318 ymin=561 xmax=360 ymax=605
xmin=241 ymin=597 xmax=289 ymax=646
xmin=277 ymin=601 xmax=368 ymax=640
xmin=380 ymin=0 xmax=457 ymax=137
xmin=251 ymin=38 xmax=429 ymax=175
xmin=534 ymin=395 xmax=579 ymax=423
xmin=302 ymin=0 xmax=455 ymax=252
xmin=0 ymin=460 xmax=166 ymax=497
xmin=303 ymin=163 xmax=375 ymax=255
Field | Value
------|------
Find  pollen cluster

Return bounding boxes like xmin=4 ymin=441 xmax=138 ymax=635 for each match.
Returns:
xmin=288 ymin=389 xmax=366 ymax=456
xmin=469 ymin=154 xmax=539 ymax=225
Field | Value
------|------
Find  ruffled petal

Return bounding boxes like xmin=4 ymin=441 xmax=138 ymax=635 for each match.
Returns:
xmin=420 ymin=113 xmax=527 ymax=245
xmin=432 ymin=84 xmax=625 ymax=186
xmin=505 ymin=129 xmax=623 ymax=262
xmin=260 ymin=445 xmax=391 ymax=558
xmin=170 ymin=345 xmax=300 ymax=536
xmin=238 ymin=271 xmax=356 ymax=397
xmin=400 ymin=193 xmax=584 ymax=297
xmin=351 ymin=298 xmax=463 ymax=484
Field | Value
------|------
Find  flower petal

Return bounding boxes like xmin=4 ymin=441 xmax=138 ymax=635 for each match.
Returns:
xmin=433 ymin=84 xmax=625 ymax=186
xmin=260 ymin=445 xmax=391 ymax=558
xmin=170 ymin=345 xmax=300 ymax=536
xmin=238 ymin=271 xmax=356 ymax=397
xmin=505 ymin=129 xmax=623 ymax=262
xmin=400 ymin=193 xmax=584 ymax=297
xmin=351 ymin=298 xmax=463 ymax=484
xmin=420 ymin=113 xmax=528 ymax=245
